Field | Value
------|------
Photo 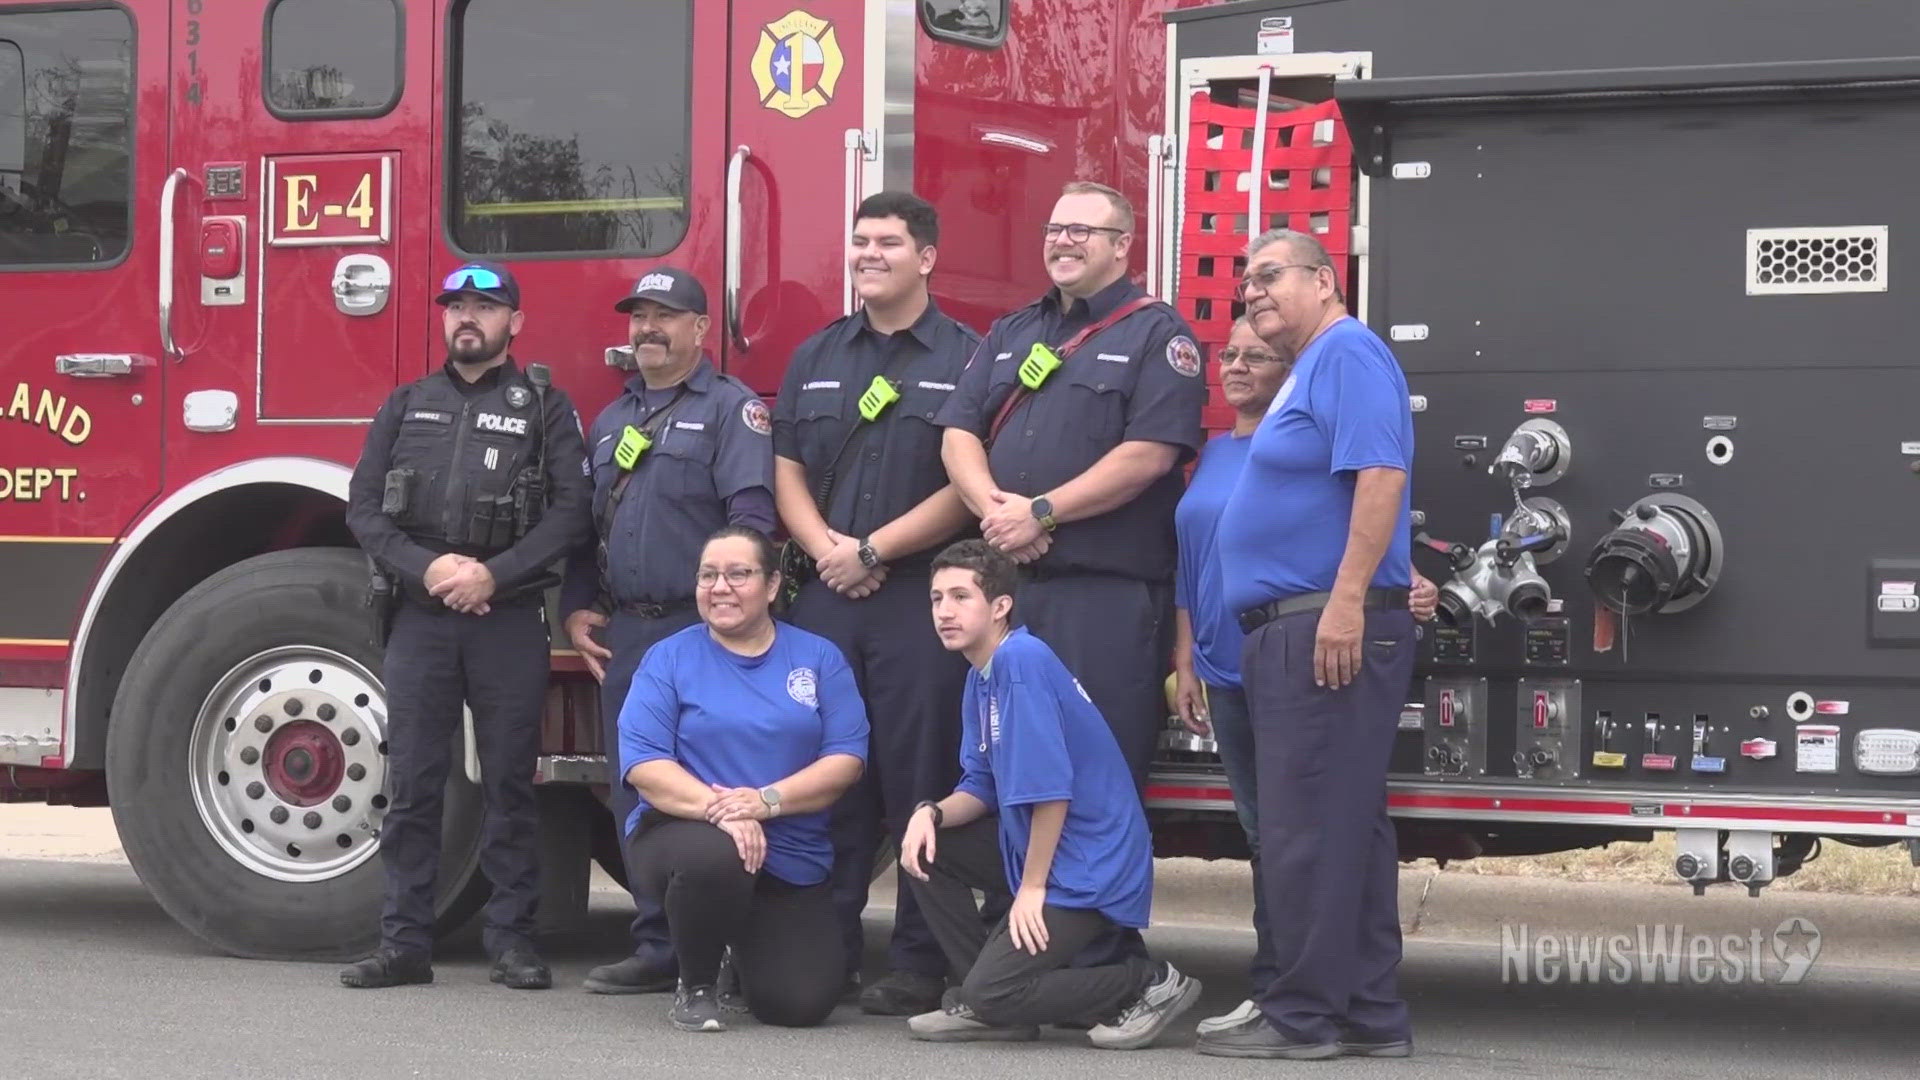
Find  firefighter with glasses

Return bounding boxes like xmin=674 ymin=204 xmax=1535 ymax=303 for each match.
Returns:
xmin=342 ymin=262 xmax=591 ymax=991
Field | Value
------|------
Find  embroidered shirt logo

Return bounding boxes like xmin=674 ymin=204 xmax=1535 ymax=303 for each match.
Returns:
xmin=787 ymin=667 xmax=819 ymax=707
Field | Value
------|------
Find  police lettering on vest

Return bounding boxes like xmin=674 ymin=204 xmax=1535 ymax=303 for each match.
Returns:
xmin=476 ymin=412 xmax=529 ymax=436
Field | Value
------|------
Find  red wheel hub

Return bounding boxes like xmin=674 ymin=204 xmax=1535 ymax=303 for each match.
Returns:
xmin=263 ymin=720 xmax=345 ymax=807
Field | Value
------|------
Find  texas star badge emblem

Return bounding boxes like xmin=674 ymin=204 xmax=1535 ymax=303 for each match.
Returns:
xmin=750 ymin=11 xmax=846 ymax=119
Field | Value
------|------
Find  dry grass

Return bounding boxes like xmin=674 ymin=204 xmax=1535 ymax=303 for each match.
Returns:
xmin=1425 ymin=833 xmax=1920 ymax=896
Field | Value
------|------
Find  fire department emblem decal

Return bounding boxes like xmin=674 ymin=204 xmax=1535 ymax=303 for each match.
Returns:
xmin=787 ymin=667 xmax=819 ymax=707
xmin=742 ymin=398 xmax=773 ymax=436
xmin=1167 ymin=336 xmax=1202 ymax=378
xmin=751 ymin=11 xmax=846 ymax=119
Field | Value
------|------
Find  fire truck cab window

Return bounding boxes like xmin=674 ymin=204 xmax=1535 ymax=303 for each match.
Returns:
xmin=0 ymin=9 xmax=133 ymax=267
xmin=450 ymin=0 xmax=691 ymax=257
xmin=265 ymin=0 xmax=402 ymax=117
xmin=922 ymin=0 xmax=1006 ymax=47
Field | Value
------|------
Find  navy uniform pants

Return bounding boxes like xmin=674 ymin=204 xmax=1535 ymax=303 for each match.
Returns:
xmin=600 ymin=606 xmax=702 ymax=966
xmin=1243 ymin=604 xmax=1416 ymax=1046
xmin=791 ymin=569 xmax=966 ymax=980
xmin=379 ymin=598 xmax=549 ymax=958
xmin=1014 ymin=571 xmax=1171 ymax=967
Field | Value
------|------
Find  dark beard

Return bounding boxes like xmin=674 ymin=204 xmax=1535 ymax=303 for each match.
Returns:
xmin=446 ymin=326 xmax=508 ymax=367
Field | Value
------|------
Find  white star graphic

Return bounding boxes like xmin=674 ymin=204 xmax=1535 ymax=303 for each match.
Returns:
xmin=774 ymin=55 xmax=791 ymax=77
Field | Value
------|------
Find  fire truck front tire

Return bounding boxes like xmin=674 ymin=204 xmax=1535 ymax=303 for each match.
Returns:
xmin=105 ymin=548 xmax=489 ymax=962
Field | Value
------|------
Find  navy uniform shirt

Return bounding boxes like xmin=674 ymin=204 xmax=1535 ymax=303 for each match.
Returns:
xmin=936 ymin=277 xmax=1206 ymax=581
xmin=560 ymin=358 xmax=774 ymax=612
xmin=772 ymin=301 xmax=980 ymax=568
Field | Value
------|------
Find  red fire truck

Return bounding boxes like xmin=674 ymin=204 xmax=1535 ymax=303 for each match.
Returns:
xmin=7 ymin=0 xmax=1919 ymax=962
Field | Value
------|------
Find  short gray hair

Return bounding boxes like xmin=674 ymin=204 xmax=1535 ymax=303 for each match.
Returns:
xmin=1246 ymin=228 xmax=1343 ymax=304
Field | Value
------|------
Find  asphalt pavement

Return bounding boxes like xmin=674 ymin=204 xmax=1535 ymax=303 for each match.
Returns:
xmin=4 ymin=857 xmax=1919 ymax=1080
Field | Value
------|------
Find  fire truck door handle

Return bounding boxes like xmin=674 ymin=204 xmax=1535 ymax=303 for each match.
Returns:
xmin=725 ymin=145 xmax=752 ymax=353
xmin=56 ymin=354 xmax=139 ymax=378
xmin=158 ymin=167 xmax=191 ymax=359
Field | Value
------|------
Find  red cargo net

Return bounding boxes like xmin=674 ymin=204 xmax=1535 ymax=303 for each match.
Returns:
xmin=1177 ymin=92 xmax=1353 ymax=432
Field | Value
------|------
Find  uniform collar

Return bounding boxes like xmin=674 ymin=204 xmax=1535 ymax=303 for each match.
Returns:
xmin=441 ymin=356 xmax=518 ymax=391
xmin=855 ymin=296 xmax=945 ymax=350
xmin=623 ymin=354 xmax=716 ymax=399
xmin=1045 ymin=275 xmax=1141 ymax=321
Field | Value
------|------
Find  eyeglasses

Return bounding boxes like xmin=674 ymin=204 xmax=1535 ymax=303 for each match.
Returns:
xmin=443 ymin=266 xmax=506 ymax=292
xmin=1217 ymin=346 xmax=1284 ymax=368
xmin=1240 ymin=263 xmax=1320 ymax=293
xmin=1044 ymin=223 xmax=1127 ymax=244
xmin=697 ymin=567 xmax=765 ymax=589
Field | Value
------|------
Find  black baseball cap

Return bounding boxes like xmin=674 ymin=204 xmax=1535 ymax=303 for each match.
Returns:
xmin=436 ymin=261 xmax=521 ymax=308
xmin=614 ymin=266 xmax=708 ymax=315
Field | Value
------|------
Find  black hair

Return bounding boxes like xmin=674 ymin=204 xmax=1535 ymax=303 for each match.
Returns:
xmin=931 ymin=539 xmax=1018 ymax=610
xmin=703 ymin=525 xmax=779 ymax=575
xmin=855 ymin=190 xmax=940 ymax=249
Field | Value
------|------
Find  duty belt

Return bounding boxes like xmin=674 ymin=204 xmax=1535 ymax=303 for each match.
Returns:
xmin=617 ymin=597 xmax=696 ymax=619
xmin=1237 ymin=587 xmax=1409 ymax=635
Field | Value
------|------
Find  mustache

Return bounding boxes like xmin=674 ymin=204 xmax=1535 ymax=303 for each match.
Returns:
xmin=632 ymin=332 xmax=670 ymax=348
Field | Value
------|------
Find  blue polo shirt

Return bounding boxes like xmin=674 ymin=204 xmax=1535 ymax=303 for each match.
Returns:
xmin=1174 ymin=432 xmax=1253 ymax=687
xmin=617 ymin=622 xmax=869 ymax=886
xmin=1217 ymin=317 xmax=1414 ymax=617
xmin=955 ymin=629 xmax=1153 ymax=928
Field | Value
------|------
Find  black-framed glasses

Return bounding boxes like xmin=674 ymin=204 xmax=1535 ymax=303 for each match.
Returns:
xmin=1044 ymin=222 xmax=1127 ymax=244
xmin=696 ymin=567 xmax=765 ymax=589
xmin=1217 ymin=346 xmax=1284 ymax=368
xmin=1240 ymin=263 xmax=1320 ymax=293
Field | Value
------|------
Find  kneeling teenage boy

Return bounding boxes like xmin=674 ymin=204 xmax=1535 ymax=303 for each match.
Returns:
xmin=896 ymin=539 xmax=1200 ymax=1050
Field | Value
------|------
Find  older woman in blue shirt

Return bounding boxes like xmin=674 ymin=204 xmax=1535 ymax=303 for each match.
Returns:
xmin=1172 ymin=318 xmax=1435 ymax=1033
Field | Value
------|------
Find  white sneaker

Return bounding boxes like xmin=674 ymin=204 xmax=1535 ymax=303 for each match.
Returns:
xmin=1197 ymin=998 xmax=1259 ymax=1035
xmin=1088 ymin=962 xmax=1203 ymax=1051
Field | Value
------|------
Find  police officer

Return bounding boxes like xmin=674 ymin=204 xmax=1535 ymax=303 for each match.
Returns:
xmin=937 ymin=180 xmax=1206 ymax=790
xmin=561 ymin=267 xmax=776 ymax=995
xmin=773 ymin=192 xmax=979 ymax=1015
xmin=342 ymin=262 xmax=591 ymax=990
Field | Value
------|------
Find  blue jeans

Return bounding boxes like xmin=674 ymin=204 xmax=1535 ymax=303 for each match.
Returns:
xmin=1207 ymin=681 xmax=1278 ymax=992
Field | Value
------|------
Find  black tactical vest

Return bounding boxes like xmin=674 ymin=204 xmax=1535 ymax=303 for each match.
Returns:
xmin=382 ymin=369 xmax=547 ymax=554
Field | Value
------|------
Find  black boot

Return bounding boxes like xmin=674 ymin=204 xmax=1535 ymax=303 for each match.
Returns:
xmin=489 ymin=947 xmax=553 ymax=990
xmin=583 ymin=954 xmax=676 ymax=994
xmin=340 ymin=947 xmax=433 ymax=989
xmin=859 ymin=970 xmax=947 ymax=1016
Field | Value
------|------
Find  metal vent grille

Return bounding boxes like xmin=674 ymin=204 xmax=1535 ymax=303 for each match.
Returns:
xmin=1746 ymin=226 xmax=1886 ymax=295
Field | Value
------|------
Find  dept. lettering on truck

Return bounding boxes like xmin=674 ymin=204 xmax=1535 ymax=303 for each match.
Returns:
xmin=0 ymin=466 xmax=82 ymax=501
xmin=5 ymin=382 xmax=90 ymax=501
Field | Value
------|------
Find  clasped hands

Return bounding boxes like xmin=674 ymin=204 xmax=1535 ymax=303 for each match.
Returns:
xmin=424 ymin=553 xmax=495 ymax=615
xmin=704 ymin=782 xmax=770 ymax=874
xmin=814 ymin=529 xmax=886 ymax=599
xmin=977 ymin=490 xmax=1051 ymax=564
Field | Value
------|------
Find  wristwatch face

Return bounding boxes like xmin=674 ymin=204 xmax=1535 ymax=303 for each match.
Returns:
xmin=858 ymin=543 xmax=879 ymax=568
xmin=759 ymin=785 xmax=781 ymax=808
xmin=1031 ymin=497 xmax=1052 ymax=520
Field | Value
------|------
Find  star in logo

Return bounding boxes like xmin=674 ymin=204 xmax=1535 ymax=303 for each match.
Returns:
xmin=749 ymin=10 xmax=845 ymax=119
xmin=1771 ymin=916 xmax=1821 ymax=984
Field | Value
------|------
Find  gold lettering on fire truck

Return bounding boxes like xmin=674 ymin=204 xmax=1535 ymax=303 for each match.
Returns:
xmin=282 ymin=174 xmax=320 ymax=232
xmin=267 ymin=155 xmax=393 ymax=246
xmin=3 ymin=382 xmax=88 ymax=501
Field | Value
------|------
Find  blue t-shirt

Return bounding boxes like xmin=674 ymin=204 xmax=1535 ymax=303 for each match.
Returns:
xmin=1175 ymin=432 xmax=1253 ymax=688
xmin=617 ymin=622 xmax=869 ymax=886
xmin=1217 ymin=317 xmax=1414 ymax=617
xmin=955 ymin=629 xmax=1153 ymax=928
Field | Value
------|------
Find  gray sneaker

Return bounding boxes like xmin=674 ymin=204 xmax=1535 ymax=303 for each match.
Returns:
xmin=908 ymin=989 xmax=1040 ymax=1043
xmin=669 ymin=984 xmax=727 ymax=1033
xmin=1197 ymin=997 xmax=1259 ymax=1035
xmin=1088 ymin=962 xmax=1203 ymax=1051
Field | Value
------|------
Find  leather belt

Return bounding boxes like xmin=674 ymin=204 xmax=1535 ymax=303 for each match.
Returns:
xmin=617 ymin=598 xmax=695 ymax=619
xmin=1237 ymin=587 xmax=1409 ymax=635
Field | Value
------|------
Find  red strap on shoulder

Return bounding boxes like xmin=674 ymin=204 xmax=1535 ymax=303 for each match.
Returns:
xmin=985 ymin=295 xmax=1163 ymax=447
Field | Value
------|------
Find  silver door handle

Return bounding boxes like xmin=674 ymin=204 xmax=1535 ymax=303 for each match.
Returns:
xmin=158 ymin=167 xmax=190 ymax=359
xmin=725 ymin=145 xmax=752 ymax=353
xmin=56 ymin=353 xmax=139 ymax=378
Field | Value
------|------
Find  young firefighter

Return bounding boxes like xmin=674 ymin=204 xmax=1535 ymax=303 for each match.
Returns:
xmin=897 ymin=539 xmax=1201 ymax=1049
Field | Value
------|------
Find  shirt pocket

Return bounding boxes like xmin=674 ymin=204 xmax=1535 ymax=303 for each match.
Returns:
xmin=1059 ymin=365 xmax=1130 ymax=444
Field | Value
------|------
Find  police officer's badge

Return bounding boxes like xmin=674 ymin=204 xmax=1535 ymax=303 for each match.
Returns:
xmin=742 ymin=398 xmax=773 ymax=436
xmin=506 ymin=385 xmax=532 ymax=408
xmin=1167 ymin=336 xmax=1203 ymax=378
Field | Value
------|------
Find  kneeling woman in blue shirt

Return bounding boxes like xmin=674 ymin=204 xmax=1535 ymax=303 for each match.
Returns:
xmin=618 ymin=526 xmax=870 ymax=1033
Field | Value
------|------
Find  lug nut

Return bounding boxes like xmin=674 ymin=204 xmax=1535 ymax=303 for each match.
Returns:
xmin=240 ymin=747 xmax=260 ymax=765
xmin=318 ymin=704 xmax=336 ymax=722
xmin=347 ymin=764 xmax=366 ymax=782
xmin=254 ymin=716 xmax=273 ymax=733
xmin=284 ymin=699 xmax=304 ymax=717
xmin=269 ymin=807 xmax=289 ymax=825
xmin=333 ymin=795 xmax=352 ymax=812
xmin=304 ymin=811 xmax=323 ymax=829
xmin=246 ymin=781 xmax=265 ymax=800
xmin=341 ymin=729 xmax=361 ymax=747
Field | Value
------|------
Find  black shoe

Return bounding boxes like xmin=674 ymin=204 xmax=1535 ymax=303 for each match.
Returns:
xmin=583 ymin=954 xmax=676 ymax=995
xmin=859 ymin=970 xmax=947 ymax=1016
xmin=1339 ymin=1030 xmax=1413 ymax=1058
xmin=1194 ymin=1016 xmax=1341 ymax=1060
xmin=671 ymin=984 xmax=728 ymax=1032
xmin=489 ymin=947 xmax=553 ymax=990
xmin=839 ymin=969 xmax=864 ymax=1001
xmin=716 ymin=948 xmax=749 ymax=1014
xmin=340 ymin=947 xmax=433 ymax=989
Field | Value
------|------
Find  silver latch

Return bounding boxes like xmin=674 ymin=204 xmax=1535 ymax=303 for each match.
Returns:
xmin=331 ymin=254 xmax=393 ymax=316
xmin=56 ymin=353 xmax=139 ymax=378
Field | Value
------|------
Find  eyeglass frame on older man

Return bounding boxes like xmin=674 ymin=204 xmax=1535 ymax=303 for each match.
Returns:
xmin=1239 ymin=262 xmax=1327 ymax=295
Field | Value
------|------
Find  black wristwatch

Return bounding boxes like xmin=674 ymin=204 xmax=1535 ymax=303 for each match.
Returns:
xmin=914 ymin=799 xmax=945 ymax=828
xmin=858 ymin=538 xmax=881 ymax=569
xmin=1030 ymin=496 xmax=1057 ymax=532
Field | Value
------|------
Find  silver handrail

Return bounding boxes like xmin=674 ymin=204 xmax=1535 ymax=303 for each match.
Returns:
xmin=725 ymin=145 xmax=752 ymax=353
xmin=158 ymin=167 xmax=190 ymax=359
